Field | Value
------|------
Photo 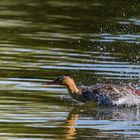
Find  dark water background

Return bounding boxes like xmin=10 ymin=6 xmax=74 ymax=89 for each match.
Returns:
xmin=0 ymin=0 xmax=140 ymax=139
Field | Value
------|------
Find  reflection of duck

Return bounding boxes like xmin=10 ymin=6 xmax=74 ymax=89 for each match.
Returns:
xmin=68 ymin=105 xmax=140 ymax=121
xmin=65 ymin=105 xmax=140 ymax=139
xmin=44 ymin=76 xmax=140 ymax=106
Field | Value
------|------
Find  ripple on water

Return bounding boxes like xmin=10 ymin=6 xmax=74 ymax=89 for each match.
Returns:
xmin=0 ymin=44 xmax=139 ymax=80
xmin=0 ymin=19 xmax=32 ymax=27
xmin=0 ymin=0 xmax=139 ymax=139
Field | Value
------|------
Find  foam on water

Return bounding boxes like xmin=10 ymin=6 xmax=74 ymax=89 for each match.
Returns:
xmin=113 ymin=86 xmax=140 ymax=107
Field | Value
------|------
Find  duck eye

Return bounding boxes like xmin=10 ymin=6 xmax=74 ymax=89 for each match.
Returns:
xmin=59 ymin=78 xmax=63 ymax=82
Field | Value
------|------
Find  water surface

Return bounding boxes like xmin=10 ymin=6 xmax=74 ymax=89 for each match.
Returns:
xmin=0 ymin=0 xmax=140 ymax=139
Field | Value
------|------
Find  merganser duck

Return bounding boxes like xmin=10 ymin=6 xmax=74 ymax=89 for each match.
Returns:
xmin=44 ymin=76 xmax=140 ymax=106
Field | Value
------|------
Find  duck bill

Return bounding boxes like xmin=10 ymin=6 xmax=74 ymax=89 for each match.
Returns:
xmin=43 ymin=81 xmax=62 ymax=85
xmin=43 ymin=81 xmax=56 ymax=85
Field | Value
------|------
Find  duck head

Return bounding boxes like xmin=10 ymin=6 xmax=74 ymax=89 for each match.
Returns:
xmin=44 ymin=76 xmax=79 ymax=94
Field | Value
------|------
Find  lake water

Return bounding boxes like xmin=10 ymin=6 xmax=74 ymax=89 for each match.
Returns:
xmin=0 ymin=0 xmax=140 ymax=139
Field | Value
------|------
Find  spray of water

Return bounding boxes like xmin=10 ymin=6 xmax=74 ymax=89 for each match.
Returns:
xmin=113 ymin=86 xmax=140 ymax=108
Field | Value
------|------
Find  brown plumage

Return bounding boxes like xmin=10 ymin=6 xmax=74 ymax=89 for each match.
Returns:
xmin=44 ymin=76 xmax=140 ymax=106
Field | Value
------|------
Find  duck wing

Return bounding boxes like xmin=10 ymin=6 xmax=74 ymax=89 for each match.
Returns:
xmin=79 ymin=84 xmax=133 ymax=105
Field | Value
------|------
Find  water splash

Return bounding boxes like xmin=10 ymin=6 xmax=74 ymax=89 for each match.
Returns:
xmin=113 ymin=87 xmax=140 ymax=107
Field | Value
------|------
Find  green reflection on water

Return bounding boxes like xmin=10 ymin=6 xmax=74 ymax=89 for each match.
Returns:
xmin=0 ymin=0 xmax=139 ymax=139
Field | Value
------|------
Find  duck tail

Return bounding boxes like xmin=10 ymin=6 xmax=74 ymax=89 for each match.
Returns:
xmin=128 ymin=83 xmax=140 ymax=96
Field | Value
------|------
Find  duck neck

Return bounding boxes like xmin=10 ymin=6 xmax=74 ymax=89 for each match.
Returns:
xmin=65 ymin=81 xmax=79 ymax=95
